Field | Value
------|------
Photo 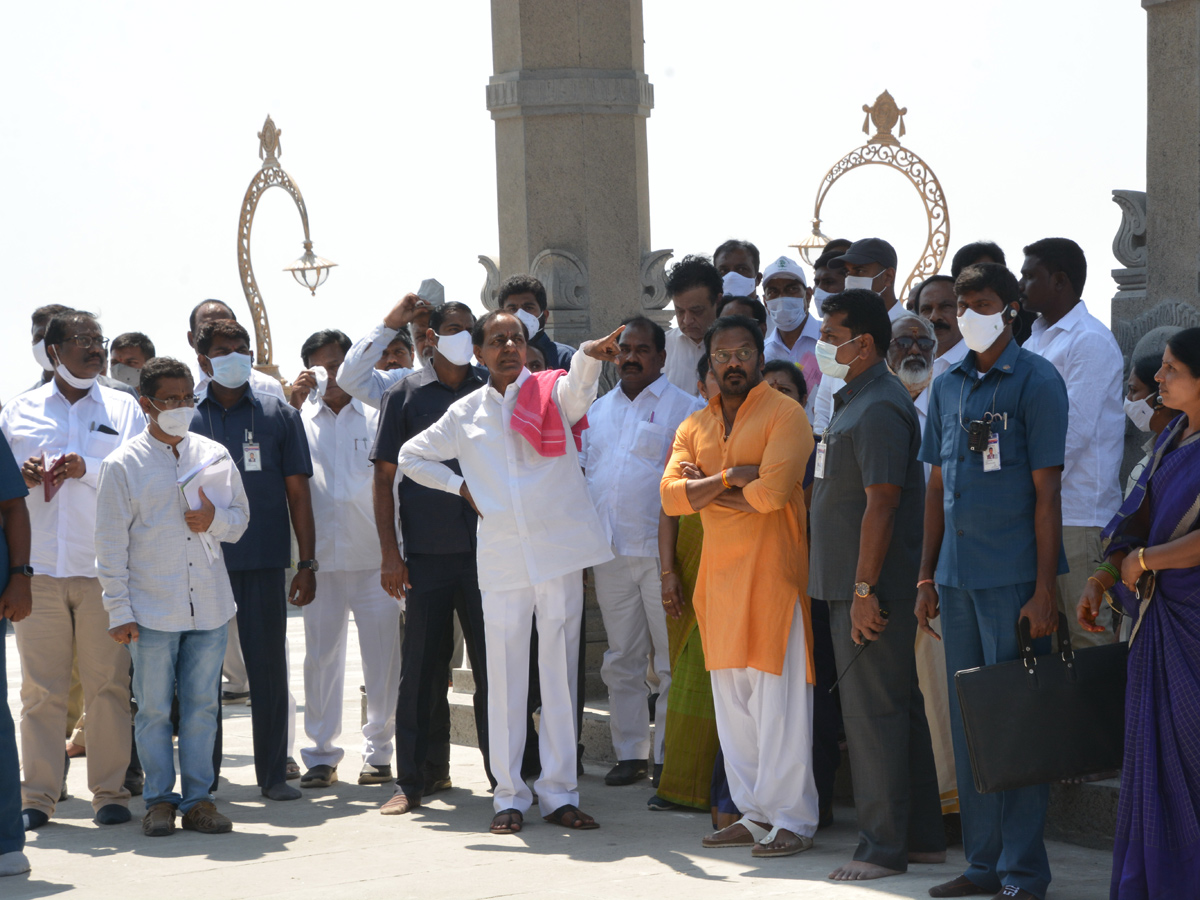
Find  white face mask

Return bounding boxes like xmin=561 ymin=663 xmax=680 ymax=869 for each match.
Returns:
xmin=513 ymin=307 xmax=543 ymax=339
xmin=766 ymin=296 xmax=808 ymax=332
xmin=722 ymin=271 xmax=757 ymax=297
xmin=151 ymin=404 xmax=195 ymax=439
xmin=814 ymin=337 xmax=859 ymax=379
xmin=812 ymin=287 xmax=835 ymax=315
xmin=1124 ymin=395 xmax=1156 ymax=432
xmin=110 ymin=362 xmax=141 ymax=388
xmin=957 ymin=307 xmax=1008 ymax=354
xmin=50 ymin=347 xmax=98 ymax=390
xmin=33 ymin=339 xmax=54 ymax=373
xmin=435 ymin=330 xmax=476 ymax=367
xmin=207 ymin=351 xmax=253 ymax=389
xmin=843 ymin=270 xmax=887 ymax=293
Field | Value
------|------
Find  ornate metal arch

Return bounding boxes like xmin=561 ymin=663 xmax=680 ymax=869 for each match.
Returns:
xmin=237 ymin=116 xmax=315 ymax=377
xmin=798 ymin=92 xmax=950 ymax=297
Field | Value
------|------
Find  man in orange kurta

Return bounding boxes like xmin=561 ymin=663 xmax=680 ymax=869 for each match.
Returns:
xmin=661 ymin=315 xmax=818 ymax=858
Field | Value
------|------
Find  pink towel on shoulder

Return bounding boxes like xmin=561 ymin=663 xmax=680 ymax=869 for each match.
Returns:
xmin=510 ymin=369 xmax=588 ymax=457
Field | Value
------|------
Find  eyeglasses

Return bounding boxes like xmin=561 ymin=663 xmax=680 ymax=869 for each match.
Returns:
xmin=149 ymin=395 xmax=197 ymax=411
xmin=65 ymin=335 xmax=110 ymax=351
xmin=891 ymin=336 xmax=936 ymax=352
xmin=710 ymin=347 xmax=757 ymax=364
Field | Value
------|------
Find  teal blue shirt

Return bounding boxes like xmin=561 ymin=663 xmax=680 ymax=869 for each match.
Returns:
xmin=0 ymin=434 xmax=30 ymax=596
xmin=919 ymin=337 xmax=1069 ymax=590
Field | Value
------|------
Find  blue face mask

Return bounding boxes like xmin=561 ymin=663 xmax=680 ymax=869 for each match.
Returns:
xmin=208 ymin=351 xmax=253 ymax=389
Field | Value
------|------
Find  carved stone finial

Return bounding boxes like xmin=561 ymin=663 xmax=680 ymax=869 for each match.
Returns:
xmin=258 ymin=115 xmax=282 ymax=167
xmin=863 ymin=90 xmax=907 ymax=146
xmin=1111 ymin=189 xmax=1148 ymax=269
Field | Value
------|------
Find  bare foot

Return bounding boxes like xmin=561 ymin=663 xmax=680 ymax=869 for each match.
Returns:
xmin=829 ymin=861 xmax=903 ymax=881
xmin=909 ymin=850 xmax=947 ymax=864
xmin=65 ymin=741 xmax=86 ymax=759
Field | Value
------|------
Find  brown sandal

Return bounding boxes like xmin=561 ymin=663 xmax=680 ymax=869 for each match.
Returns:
xmin=542 ymin=804 xmax=599 ymax=829
xmin=490 ymin=808 xmax=523 ymax=834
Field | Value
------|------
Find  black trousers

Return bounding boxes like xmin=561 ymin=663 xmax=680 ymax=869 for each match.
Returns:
xmin=213 ymin=568 xmax=289 ymax=790
xmin=395 ymin=553 xmax=492 ymax=799
xmin=810 ymin=598 xmax=842 ymax=814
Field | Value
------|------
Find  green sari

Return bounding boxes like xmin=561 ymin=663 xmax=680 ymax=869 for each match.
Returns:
xmin=656 ymin=514 xmax=718 ymax=810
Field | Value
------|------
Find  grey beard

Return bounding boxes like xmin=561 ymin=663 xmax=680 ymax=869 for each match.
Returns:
xmin=896 ymin=359 xmax=932 ymax=395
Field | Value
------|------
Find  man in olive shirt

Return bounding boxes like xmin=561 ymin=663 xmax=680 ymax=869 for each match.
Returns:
xmin=808 ymin=289 xmax=944 ymax=883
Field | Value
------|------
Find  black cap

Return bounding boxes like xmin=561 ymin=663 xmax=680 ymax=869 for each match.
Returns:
xmin=831 ymin=237 xmax=897 ymax=270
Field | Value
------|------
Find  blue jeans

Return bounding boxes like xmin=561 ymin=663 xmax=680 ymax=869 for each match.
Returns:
xmin=940 ymin=583 xmax=1051 ymax=899
xmin=0 ymin=619 xmax=23 ymax=855
xmin=130 ymin=622 xmax=228 ymax=813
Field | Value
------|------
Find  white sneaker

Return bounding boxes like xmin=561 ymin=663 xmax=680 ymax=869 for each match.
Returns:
xmin=0 ymin=850 xmax=31 ymax=877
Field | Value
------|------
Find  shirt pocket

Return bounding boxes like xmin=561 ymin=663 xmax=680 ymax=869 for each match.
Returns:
xmin=631 ymin=421 xmax=675 ymax=470
xmin=85 ymin=429 xmax=121 ymax=460
xmin=940 ymin=412 xmax=960 ymax=464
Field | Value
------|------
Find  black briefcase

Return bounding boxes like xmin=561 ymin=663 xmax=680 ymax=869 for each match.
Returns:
xmin=954 ymin=613 xmax=1128 ymax=794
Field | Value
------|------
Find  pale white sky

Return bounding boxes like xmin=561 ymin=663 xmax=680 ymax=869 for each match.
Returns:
xmin=1 ymin=0 xmax=1146 ymax=404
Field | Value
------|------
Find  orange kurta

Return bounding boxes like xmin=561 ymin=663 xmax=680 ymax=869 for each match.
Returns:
xmin=661 ymin=380 xmax=815 ymax=679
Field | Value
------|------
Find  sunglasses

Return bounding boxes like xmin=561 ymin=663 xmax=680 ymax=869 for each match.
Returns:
xmin=891 ymin=336 xmax=935 ymax=352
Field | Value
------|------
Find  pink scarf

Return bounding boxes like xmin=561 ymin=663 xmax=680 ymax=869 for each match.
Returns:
xmin=510 ymin=369 xmax=588 ymax=457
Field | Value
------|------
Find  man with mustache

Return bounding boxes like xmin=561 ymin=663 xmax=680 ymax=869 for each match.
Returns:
xmin=888 ymin=314 xmax=938 ymax=404
xmin=662 ymin=315 xmax=818 ymax=858
xmin=579 ymin=317 xmax=702 ymax=787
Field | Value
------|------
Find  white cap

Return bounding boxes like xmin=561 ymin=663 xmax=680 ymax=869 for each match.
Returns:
xmin=722 ymin=271 xmax=757 ymax=297
xmin=417 ymin=278 xmax=445 ymax=308
xmin=761 ymin=255 xmax=808 ymax=287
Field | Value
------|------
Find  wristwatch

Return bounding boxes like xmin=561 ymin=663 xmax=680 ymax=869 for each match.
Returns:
xmin=853 ymin=582 xmax=875 ymax=598
xmin=9 ymin=565 xmax=33 ymax=577
xmin=297 ymin=559 xmax=320 ymax=573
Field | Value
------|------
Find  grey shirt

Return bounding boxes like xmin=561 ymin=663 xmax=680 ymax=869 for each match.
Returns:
xmin=808 ymin=360 xmax=924 ymax=605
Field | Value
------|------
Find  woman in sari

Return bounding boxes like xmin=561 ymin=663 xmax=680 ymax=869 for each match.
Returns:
xmin=1077 ymin=328 xmax=1200 ymax=900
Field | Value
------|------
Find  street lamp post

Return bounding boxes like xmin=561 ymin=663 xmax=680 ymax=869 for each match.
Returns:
xmin=237 ymin=114 xmax=337 ymax=383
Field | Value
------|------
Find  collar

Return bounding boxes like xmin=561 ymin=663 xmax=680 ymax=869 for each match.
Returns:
xmin=49 ymin=377 xmax=104 ymax=405
xmin=704 ymin=377 xmax=771 ymax=419
xmin=417 ymin=362 xmax=487 ymax=390
xmin=615 ymin=373 xmax=669 ymax=403
xmin=953 ymin=335 xmax=1021 ymax=378
xmin=1032 ymin=299 xmax=1088 ymax=337
xmin=487 ymin=367 xmax=531 ymax=401
xmin=199 ymin=382 xmax=259 ymax=413
xmin=835 ymin=359 xmax=889 ymax=404
xmin=669 ymin=326 xmax=703 ymax=350
xmin=304 ymin=395 xmax=367 ymax=421
xmin=148 ymin=429 xmax=188 ymax=454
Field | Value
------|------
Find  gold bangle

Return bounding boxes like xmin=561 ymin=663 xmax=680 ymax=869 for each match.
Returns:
xmin=1087 ymin=575 xmax=1107 ymax=591
xmin=720 ymin=469 xmax=732 ymax=490
xmin=661 ymin=570 xmax=674 ymax=578
xmin=1138 ymin=547 xmax=1149 ymax=572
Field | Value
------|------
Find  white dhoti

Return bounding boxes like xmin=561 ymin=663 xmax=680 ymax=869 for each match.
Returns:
xmin=483 ymin=571 xmax=582 ymax=817
xmin=300 ymin=569 xmax=402 ymax=769
xmin=914 ymin=616 xmax=958 ymax=814
xmin=592 ymin=554 xmax=670 ymax=763
xmin=710 ymin=600 xmax=818 ymax=836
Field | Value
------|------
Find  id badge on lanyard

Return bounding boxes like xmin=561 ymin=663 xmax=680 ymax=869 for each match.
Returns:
xmin=242 ymin=429 xmax=262 ymax=472
xmin=983 ymin=433 xmax=1001 ymax=472
xmin=814 ymin=438 xmax=827 ymax=479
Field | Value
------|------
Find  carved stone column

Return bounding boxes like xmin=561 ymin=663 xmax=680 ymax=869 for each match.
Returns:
xmin=483 ymin=0 xmax=671 ymax=345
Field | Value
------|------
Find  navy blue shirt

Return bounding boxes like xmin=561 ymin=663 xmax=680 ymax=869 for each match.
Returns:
xmin=0 ymin=433 xmax=29 ymax=595
xmin=919 ymin=337 xmax=1069 ymax=590
xmin=370 ymin=366 xmax=486 ymax=556
xmin=531 ymin=331 xmax=575 ymax=372
xmin=191 ymin=386 xmax=312 ymax=572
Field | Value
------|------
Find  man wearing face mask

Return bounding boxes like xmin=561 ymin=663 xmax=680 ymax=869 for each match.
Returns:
xmin=370 ymin=301 xmax=495 ymax=815
xmin=286 ymin=331 xmax=402 ymax=792
xmin=761 ymin=255 xmax=822 ymax=416
xmin=916 ymin=264 xmax=1068 ymax=900
xmin=714 ymin=239 xmax=762 ymax=292
xmin=663 ymin=256 xmax=723 ymax=396
xmin=0 ymin=311 xmax=145 ymax=830
xmin=185 ymin=300 xmax=286 ymax=403
xmin=809 ymin=291 xmax=944 ymax=883
xmin=109 ymin=333 xmax=156 ymax=389
xmin=189 ymin=319 xmax=316 ymax=802
xmin=1018 ymin=238 xmax=1124 ymax=648
xmin=95 ymin=357 xmax=249 ymax=837
xmin=811 ymin=239 xmax=908 ymax=431
xmin=26 ymin=305 xmax=138 ymax=399
xmin=580 ymin=317 xmax=703 ymax=787
xmin=498 ymin=275 xmax=575 ymax=373
xmin=811 ymin=241 xmax=852 ymax=317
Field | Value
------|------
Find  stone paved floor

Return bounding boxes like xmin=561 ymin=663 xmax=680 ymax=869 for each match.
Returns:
xmin=3 ymin=612 xmax=1113 ymax=900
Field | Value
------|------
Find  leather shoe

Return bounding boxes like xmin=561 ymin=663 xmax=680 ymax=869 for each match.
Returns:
xmin=604 ymin=759 xmax=648 ymax=786
xmin=929 ymin=875 xmax=993 ymax=897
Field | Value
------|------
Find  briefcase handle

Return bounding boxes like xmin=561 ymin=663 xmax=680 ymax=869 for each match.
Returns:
xmin=1016 ymin=612 xmax=1073 ymax=672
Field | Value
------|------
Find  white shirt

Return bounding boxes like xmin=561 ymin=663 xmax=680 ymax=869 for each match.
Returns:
xmin=811 ymin=300 xmax=910 ymax=431
xmin=1022 ymin=301 xmax=1124 ymax=527
xmin=0 ymin=380 xmax=145 ymax=578
xmin=195 ymin=367 xmax=286 ymax=403
xmin=336 ymin=323 xmax=415 ymax=408
xmin=398 ymin=348 xmax=614 ymax=591
xmin=764 ymin=313 xmax=823 ymax=419
xmin=580 ymin=375 xmax=704 ymax=558
xmin=301 ymin=396 xmax=382 ymax=572
xmin=664 ymin=327 xmax=705 ymax=396
xmin=95 ymin=431 xmax=249 ymax=631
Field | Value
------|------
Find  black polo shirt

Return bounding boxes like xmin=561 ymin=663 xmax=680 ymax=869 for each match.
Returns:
xmin=370 ymin=365 xmax=487 ymax=556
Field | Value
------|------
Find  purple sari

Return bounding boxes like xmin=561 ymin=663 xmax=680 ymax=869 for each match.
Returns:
xmin=1102 ymin=416 xmax=1200 ymax=899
